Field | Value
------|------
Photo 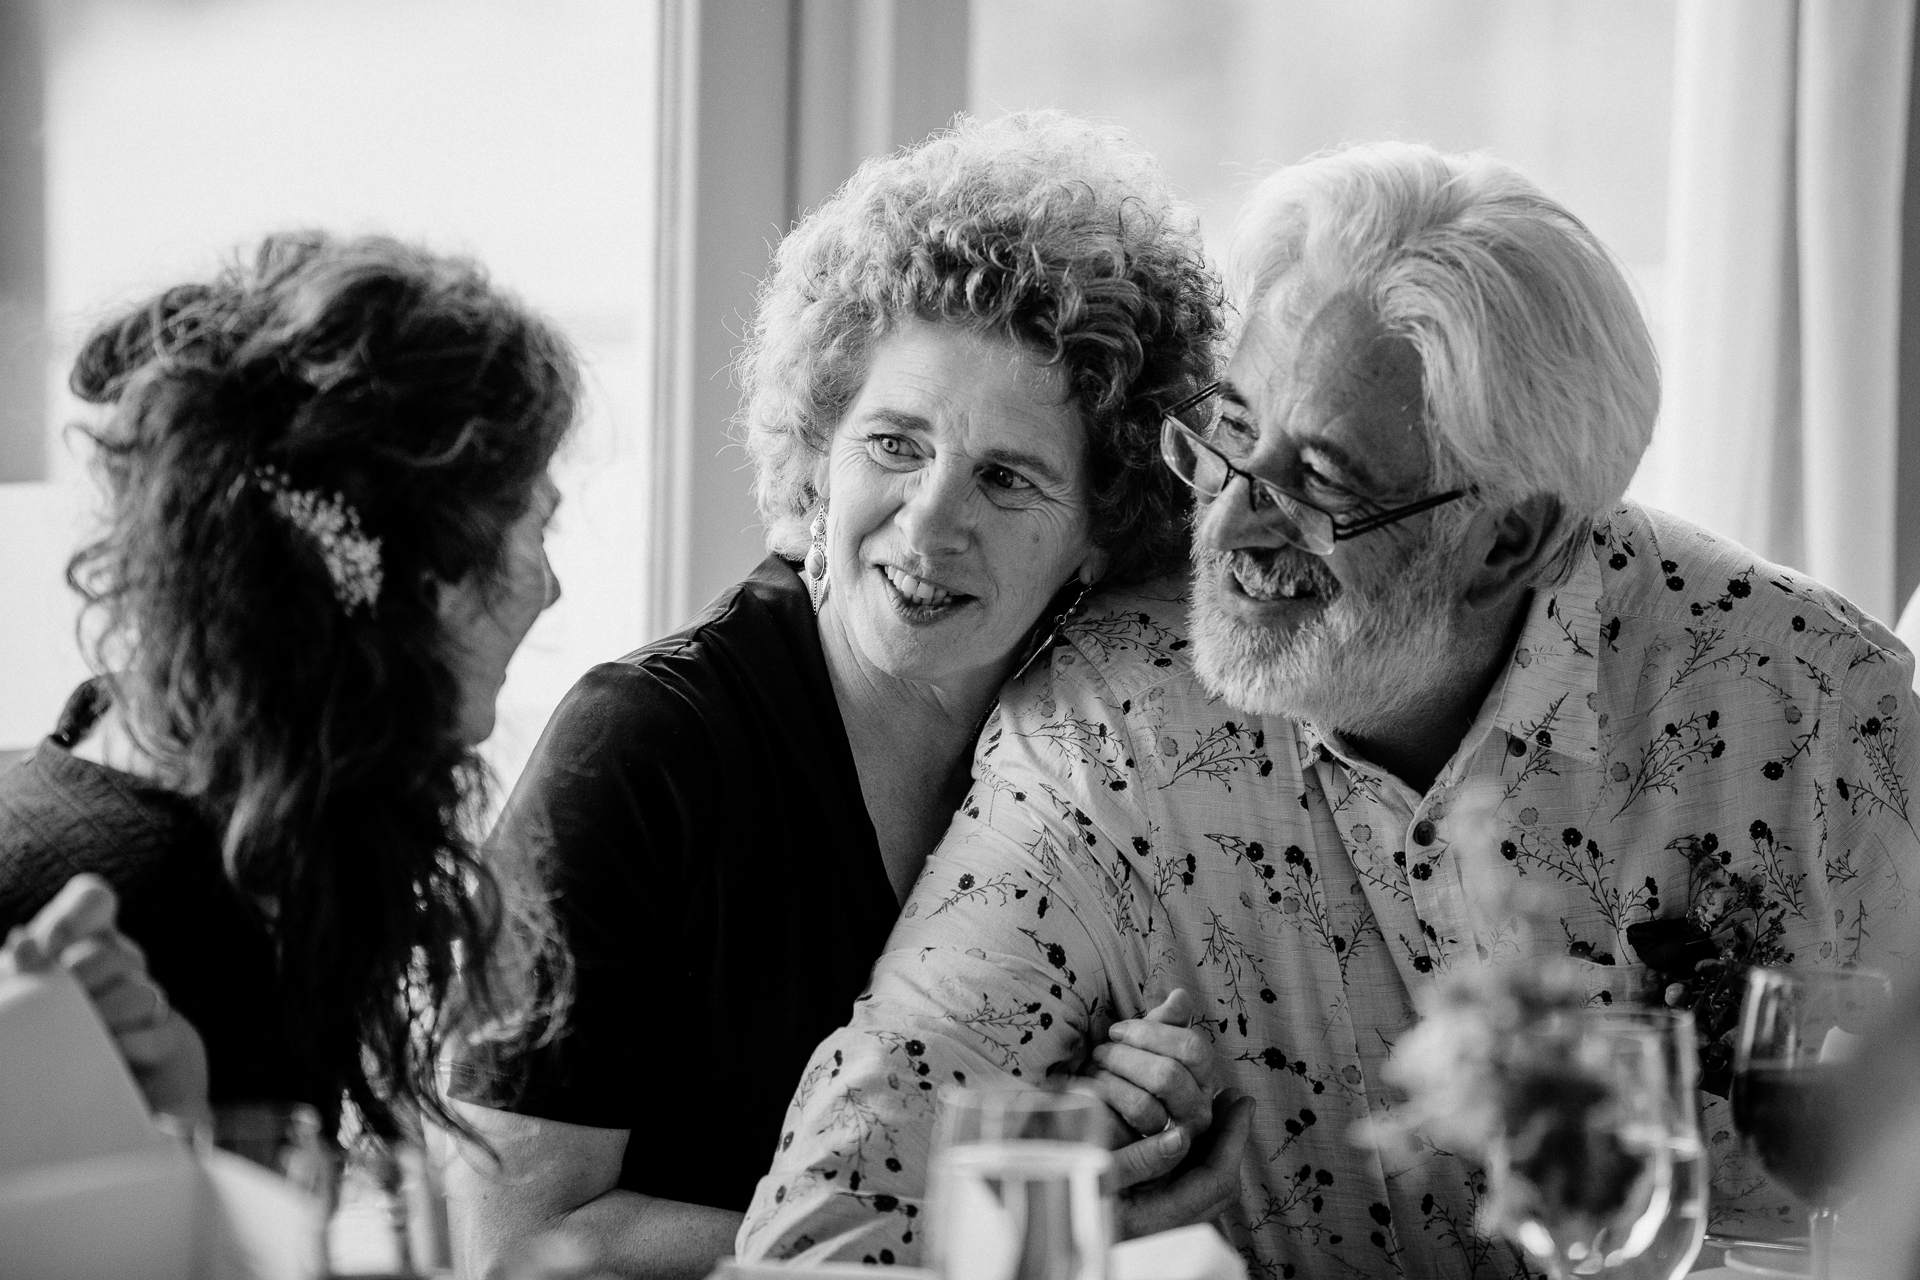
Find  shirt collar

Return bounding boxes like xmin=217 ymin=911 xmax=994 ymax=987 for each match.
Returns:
xmin=1487 ymin=543 xmax=1604 ymax=761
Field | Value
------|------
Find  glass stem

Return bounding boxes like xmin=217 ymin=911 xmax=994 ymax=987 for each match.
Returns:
xmin=1809 ymin=1206 xmax=1837 ymax=1280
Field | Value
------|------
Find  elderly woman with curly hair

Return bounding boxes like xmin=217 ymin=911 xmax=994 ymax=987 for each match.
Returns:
xmin=446 ymin=111 xmax=1226 ymax=1277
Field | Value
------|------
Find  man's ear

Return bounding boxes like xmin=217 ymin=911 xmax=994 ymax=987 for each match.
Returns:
xmin=1462 ymin=492 xmax=1562 ymax=610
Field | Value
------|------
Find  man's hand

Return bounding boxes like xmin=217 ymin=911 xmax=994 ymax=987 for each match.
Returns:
xmin=4 ymin=873 xmax=210 ymax=1127
xmin=1117 ymin=1088 xmax=1254 ymax=1239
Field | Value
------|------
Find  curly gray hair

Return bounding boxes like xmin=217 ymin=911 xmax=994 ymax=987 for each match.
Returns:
xmin=738 ymin=110 xmax=1221 ymax=586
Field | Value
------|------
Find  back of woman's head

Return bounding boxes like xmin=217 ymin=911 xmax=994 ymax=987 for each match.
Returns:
xmin=68 ymin=231 xmax=579 ymax=1137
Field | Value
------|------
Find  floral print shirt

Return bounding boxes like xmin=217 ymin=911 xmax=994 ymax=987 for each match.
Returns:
xmin=737 ymin=503 xmax=1920 ymax=1278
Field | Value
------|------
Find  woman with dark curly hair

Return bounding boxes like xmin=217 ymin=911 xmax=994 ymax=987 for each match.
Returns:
xmin=0 ymin=231 xmax=578 ymax=1145
xmin=446 ymin=110 xmax=1223 ymax=1278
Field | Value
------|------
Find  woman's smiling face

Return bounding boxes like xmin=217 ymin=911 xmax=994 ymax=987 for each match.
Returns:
xmin=821 ymin=318 xmax=1106 ymax=692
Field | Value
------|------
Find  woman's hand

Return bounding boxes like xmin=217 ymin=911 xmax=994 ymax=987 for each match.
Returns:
xmin=4 ymin=873 xmax=211 ymax=1128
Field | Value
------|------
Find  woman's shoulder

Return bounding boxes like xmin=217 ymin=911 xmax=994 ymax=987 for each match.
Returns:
xmin=1045 ymin=572 xmax=1196 ymax=698
xmin=0 ymin=733 xmax=208 ymax=930
xmin=533 ymin=554 xmax=828 ymax=761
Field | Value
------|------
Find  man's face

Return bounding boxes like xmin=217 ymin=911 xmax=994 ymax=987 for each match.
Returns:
xmin=1188 ymin=277 xmax=1472 ymax=734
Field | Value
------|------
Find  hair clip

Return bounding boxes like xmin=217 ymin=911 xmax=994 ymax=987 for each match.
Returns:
xmin=254 ymin=466 xmax=384 ymax=613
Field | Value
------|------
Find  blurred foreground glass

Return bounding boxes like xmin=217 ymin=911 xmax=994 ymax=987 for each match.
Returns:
xmin=927 ymin=1086 xmax=1113 ymax=1280
xmin=209 ymin=1101 xmax=334 ymax=1200
xmin=326 ymin=1134 xmax=452 ymax=1279
xmin=1733 ymin=967 xmax=1893 ymax=1280
xmin=1588 ymin=1009 xmax=1708 ymax=1279
xmin=1489 ymin=1015 xmax=1680 ymax=1279
xmin=193 ymin=1105 xmax=450 ymax=1279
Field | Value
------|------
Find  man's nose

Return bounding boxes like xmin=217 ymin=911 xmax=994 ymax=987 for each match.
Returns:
xmin=1195 ymin=475 xmax=1293 ymax=555
xmin=895 ymin=465 xmax=972 ymax=556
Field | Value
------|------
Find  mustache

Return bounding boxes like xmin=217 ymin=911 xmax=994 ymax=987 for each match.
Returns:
xmin=1199 ymin=547 xmax=1343 ymax=600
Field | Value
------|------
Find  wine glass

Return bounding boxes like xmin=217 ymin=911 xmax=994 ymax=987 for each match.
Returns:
xmin=207 ymin=1101 xmax=335 ymax=1200
xmin=1586 ymin=1009 xmax=1708 ymax=1279
xmin=926 ymin=1085 xmax=1114 ymax=1280
xmin=1488 ymin=1013 xmax=1679 ymax=1279
xmin=1733 ymin=966 xmax=1892 ymax=1280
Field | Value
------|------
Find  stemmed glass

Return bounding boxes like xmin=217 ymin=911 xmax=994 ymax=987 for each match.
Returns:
xmin=1732 ymin=967 xmax=1892 ymax=1280
xmin=183 ymin=1104 xmax=450 ymax=1277
xmin=1487 ymin=1013 xmax=1682 ymax=1279
xmin=1585 ymin=1009 xmax=1709 ymax=1279
xmin=926 ymin=1085 xmax=1114 ymax=1280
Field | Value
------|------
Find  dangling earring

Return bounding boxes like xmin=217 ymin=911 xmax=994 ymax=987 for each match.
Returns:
xmin=1010 ymin=575 xmax=1097 ymax=682
xmin=804 ymin=505 xmax=830 ymax=614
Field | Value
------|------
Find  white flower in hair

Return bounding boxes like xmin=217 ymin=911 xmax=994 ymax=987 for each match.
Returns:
xmin=254 ymin=466 xmax=384 ymax=613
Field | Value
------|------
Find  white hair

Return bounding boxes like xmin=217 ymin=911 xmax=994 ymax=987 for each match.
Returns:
xmin=1227 ymin=142 xmax=1659 ymax=585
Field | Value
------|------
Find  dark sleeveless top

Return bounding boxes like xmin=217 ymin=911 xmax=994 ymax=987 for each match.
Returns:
xmin=449 ymin=555 xmax=898 ymax=1212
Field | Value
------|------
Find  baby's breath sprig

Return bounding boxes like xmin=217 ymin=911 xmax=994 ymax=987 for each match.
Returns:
xmin=254 ymin=466 xmax=384 ymax=614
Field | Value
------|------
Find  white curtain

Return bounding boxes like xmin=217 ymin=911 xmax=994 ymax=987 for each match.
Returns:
xmin=1658 ymin=0 xmax=1914 ymax=624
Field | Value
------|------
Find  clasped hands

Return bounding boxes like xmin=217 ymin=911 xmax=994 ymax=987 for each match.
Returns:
xmin=1 ymin=880 xmax=1249 ymax=1255
xmin=1081 ymin=988 xmax=1255 ymax=1238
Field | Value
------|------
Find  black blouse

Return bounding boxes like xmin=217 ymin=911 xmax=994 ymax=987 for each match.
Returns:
xmin=451 ymin=555 xmax=898 ymax=1212
xmin=0 ymin=683 xmax=320 ymax=1110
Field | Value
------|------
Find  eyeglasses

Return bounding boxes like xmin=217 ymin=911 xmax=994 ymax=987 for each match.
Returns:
xmin=1159 ymin=382 xmax=1472 ymax=556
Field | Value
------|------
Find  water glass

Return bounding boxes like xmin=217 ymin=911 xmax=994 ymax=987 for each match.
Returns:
xmin=1586 ymin=1009 xmax=1708 ymax=1279
xmin=927 ymin=1085 xmax=1114 ymax=1280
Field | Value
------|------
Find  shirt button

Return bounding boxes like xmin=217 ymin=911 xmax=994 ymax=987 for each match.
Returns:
xmin=1508 ymin=735 xmax=1527 ymax=756
xmin=1412 ymin=820 xmax=1437 ymax=846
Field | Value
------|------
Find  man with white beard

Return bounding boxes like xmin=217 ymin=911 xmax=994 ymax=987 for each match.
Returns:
xmin=737 ymin=142 xmax=1920 ymax=1277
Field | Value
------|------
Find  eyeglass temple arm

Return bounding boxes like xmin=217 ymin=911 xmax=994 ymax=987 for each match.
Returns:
xmin=1163 ymin=382 xmax=1222 ymax=421
xmin=1333 ymin=488 xmax=1471 ymax=540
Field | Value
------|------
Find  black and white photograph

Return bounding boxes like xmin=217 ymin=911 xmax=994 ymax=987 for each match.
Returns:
xmin=4 ymin=3 xmax=1920 ymax=1279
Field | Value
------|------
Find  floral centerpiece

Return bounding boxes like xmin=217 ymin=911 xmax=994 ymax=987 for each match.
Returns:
xmin=1366 ymin=789 xmax=1682 ymax=1273
xmin=1624 ymin=828 xmax=1793 ymax=1097
xmin=1371 ymin=958 xmax=1661 ymax=1256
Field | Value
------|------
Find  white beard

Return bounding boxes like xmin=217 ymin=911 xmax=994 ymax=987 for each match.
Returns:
xmin=1188 ymin=537 xmax=1463 ymax=737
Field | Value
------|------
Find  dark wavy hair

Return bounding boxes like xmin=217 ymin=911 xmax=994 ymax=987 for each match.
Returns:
xmin=66 ymin=231 xmax=579 ymax=1139
xmin=740 ymin=110 xmax=1222 ymax=586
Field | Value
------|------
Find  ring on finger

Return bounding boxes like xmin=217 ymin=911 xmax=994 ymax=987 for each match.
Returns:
xmin=142 ymin=982 xmax=168 ymax=1027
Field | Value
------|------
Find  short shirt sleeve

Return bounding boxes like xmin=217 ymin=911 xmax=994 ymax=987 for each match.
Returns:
xmin=449 ymin=662 xmax=689 ymax=1130
xmin=737 ymin=650 xmax=1161 ymax=1263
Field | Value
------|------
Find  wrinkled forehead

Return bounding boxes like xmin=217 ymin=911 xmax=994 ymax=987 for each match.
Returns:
xmin=1235 ymin=276 xmax=1425 ymax=424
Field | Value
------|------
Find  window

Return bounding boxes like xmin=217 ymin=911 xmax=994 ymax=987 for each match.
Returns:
xmin=970 ymin=0 xmax=1674 ymax=487
xmin=2 ymin=0 xmax=660 ymax=790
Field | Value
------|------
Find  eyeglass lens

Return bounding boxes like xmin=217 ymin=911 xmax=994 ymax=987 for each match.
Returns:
xmin=1161 ymin=418 xmax=1336 ymax=554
